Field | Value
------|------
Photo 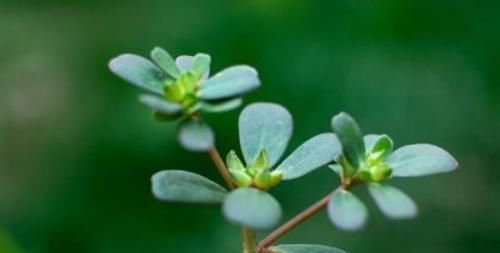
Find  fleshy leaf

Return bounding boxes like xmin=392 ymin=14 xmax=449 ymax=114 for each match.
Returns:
xmin=151 ymin=170 xmax=227 ymax=204
xmin=327 ymin=189 xmax=368 ymax=231
xmin=368 ymin=183 xmax=417 ymax=219
xmin=272 ymin=244 xmax=347 ymax=253
xmin=386 ymin=144 xmax=458 ymax=177
xmin=200 ymin=98 xmax=242 ymax=113
xmin=276 ymin=133 xmax=341 ymax=180
xmin=178 ymin=120 xmax=215 ymax=152
xmin=150 ymin=47 xmax=181 ymax=78
xmin=331 ymin=112 xmax=365 ymax=168
xmin=199 ymin=65 xmax=260 ymax=100
xmin=222 ymin=187 xmax=282 ymax=230
xmin=175 ymin=55 xmax=193 ymax=71
xmin=139 ymin=94 xmax=182 ymax=115
xmin=238 ymin=103 xmax=292 ymax=167
xmin=109 ymin=54 xmax=165 ymax=94
xmin=329 ymin=164 xmax=342 ymax=175
xmin=191 ymin=53 xmax=211 ymax=77
xmin=364 ymin=134 xmax=393 ymax=159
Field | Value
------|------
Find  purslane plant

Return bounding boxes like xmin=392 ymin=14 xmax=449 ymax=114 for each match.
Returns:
xmin=109 ymin=48 xmax=459 ymax=253
xmin=109 ymin=47 xmax=260 ymax=152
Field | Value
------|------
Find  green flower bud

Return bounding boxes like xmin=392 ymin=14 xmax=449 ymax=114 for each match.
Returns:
xmin=229 ymin=169 xmax=252 ymax=187
xmin=248 ymin=148 xmax=270 ymax=175
xmin=269 ymin=170 xmax=283 ymax=188
xmin=254 ymin=169 xmax=272 ymax=189
xmin=370 ymin=163 xmax=392 ymax=182
xmin=226 ymin=150 xmax=245 ymax=172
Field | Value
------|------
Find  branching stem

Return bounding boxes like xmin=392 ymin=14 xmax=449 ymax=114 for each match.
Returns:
xmin=257 ymin=180 xmax=358 ymax=252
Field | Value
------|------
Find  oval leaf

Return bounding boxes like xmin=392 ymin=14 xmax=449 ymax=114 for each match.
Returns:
xmin=150 ymin=47 xmax=181 ymax=78
xmin=327 ymin=190 xmax=368 ymax=231
xmin=201 ymin=97 xmax=242 ymax=113
xmin=272 ymin=244 xmax=347 ymax=253
xmin=386 ymin=144 xmax=458 ymax=177
xmin=151 ymin=170 xmax=228 ymax=204
xmin=191 ymin=53 xmax=211 ymax=76
xmin=276 ymin=133 xmax=341 ymax=180
xmin=364 ymin=134 xmax=393 ymax=159
xmin=139 ymin=94 xmax=182 ymax=115
xmin=178 ymin=120 xmax=215 ymax=152
xmin=368 ymin=183 xmax=417 ymax=219
xmin=331 ymin=112 xmax=365 ymax=168
xmin=239 ymin=103 xmax=292 ymax=167
xmin=199 ymin=65 xmax=260 ymax=100
xmin=222 ymin=187 xmax=282 ymax=230
xmin=109 ymin=54 xmax=166 ymax=94
xmin=175 ymin=55 xmax=193 ymax=71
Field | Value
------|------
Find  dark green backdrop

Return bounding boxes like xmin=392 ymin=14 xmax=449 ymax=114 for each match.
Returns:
xmin=1 ymin=0 xmax=499 ymax=252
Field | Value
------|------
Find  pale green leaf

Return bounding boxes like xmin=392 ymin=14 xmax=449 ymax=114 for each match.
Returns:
xmin=327 ymin=190 xmax=368 ymax=231
xmin=139 ymin=94 xmax=182 ymax=115
xmin=368 ymin=183 xmax=417 ymax=219
xmin=386 ymin=144 xmax=458 ymax=177
xmin=201 ymin=98 xmax=242 ymax=113
xmin=191 ymin=53 xmax=211 ymax=76
xmin=238 ymin=103 xmax=292 ymax=167
xmin=329 ymin=164 xmax=342 ymax=175
xmin=151 ymin=170 xmax=227 ymax=204
xmin=276 ymin=133 xmax=341 ymax=180
xmin=150 ymin=47 xmax=181 ymax=78
xmin=109 ymin=54 xmax=165 ymax=94
xmin=331 ymin=112 xmax=365 ymax=168
xmin=222 ymin=187 xmax=282 ymax=230
xmin=364 ymin=134 xmax=393 ymax=158
xmin=178 ymin=120 xmax=214 ymax=152
xmin=175 ymin=55 xmax=193 ymax=71
xmin=272 ymin=244 xmax=347 ymax=253
xmin=199 ymin=65 xmax=260 ymax=100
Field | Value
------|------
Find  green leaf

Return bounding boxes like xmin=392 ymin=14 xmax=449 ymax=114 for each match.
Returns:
xmin=200 ymin=98 xmax=243 ymax=113
xmin=178 ymin=119 xmax=215 ymax=152
xmin=368 ymin=183 xmax=417 ymax=219
xmin=139 ymin=94 xmax=182 ymax=115
xmin=175 ymin=55 xmax=193 ymax=71
xmin=191 ymin=53 xmax=211 ymax=76
xmin=199 ymin=65 xmax=260 ymax=100
xmin=276 ymin=133 xmax=341 ymax=180
xmin=329 ymin=164 xmax=342 ymax=175
xmin=222 ymin=187 xmax=282 ymax=230
xmin=364 ymin=134 xmax=393 ymax=156
xmin=151 ymin=170 xmax=228 ymax=204
xmin=327 ymin=189 xmax=367 ymax=231
xmin=238 ymin=103 xmax=292 ymax=167
xmin=386 ymin=144 xmax=458 ymax=177
xmin=331 ymin=112 xmax=365 ymax=168
xmin=109 ymin=54 xmax=165 ymax=94
xmin=272 ymin=244 xmax=347 ymax=253
xmin=150 ymin=47 xmax=181 ymax=78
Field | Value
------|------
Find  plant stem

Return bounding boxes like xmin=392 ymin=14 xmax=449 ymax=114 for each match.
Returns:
xmin=242 ymin=227 xmax=257 ymax=253
xmin=208 ymin=147 xmax=254 ymax=253
xmin=208 ymin=146 xmax=236 ymax=189
xmin=257 ymin=186 xmax=344 ymax=251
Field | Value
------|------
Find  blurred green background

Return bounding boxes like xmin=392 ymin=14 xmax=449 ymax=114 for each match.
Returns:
xmin=1 ymin=0 xmax=499 ymax=252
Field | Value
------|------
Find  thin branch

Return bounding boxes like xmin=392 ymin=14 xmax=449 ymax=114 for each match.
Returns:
xmin=208 ymin=147 xmax=236 ymax=189
xmin=257 ymin=178 xmax=362 ymax=252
